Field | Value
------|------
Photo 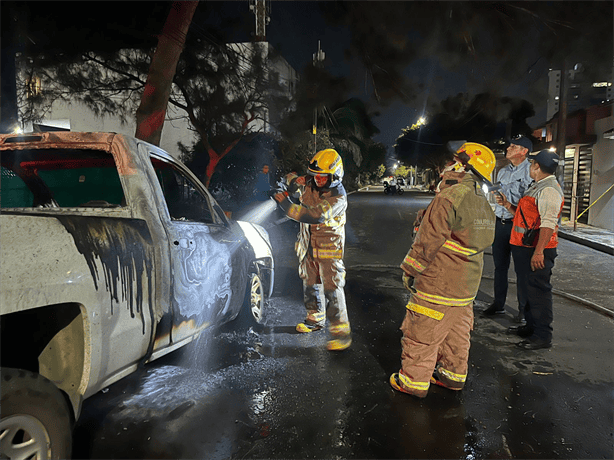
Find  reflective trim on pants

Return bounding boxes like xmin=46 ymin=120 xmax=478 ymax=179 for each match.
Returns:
xmin=438 ymin=366 xmax=466 ymax=383
xmin=398 ymin=371 xmax=430 ymax=392
xmin=413 ymin=289 xmax=475 ymax=307
xmin=406 ymin=302 xmax=444 ymax=321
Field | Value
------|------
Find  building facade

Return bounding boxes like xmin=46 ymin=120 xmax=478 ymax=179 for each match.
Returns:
xmin=533 ymin=103 xmax=613 ymax=231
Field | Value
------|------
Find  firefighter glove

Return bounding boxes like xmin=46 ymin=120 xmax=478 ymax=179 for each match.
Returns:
xmin=273 ymin=191 xmax=288 ymax=203
xmin=402 ymin=273 xmax=415 ymax=292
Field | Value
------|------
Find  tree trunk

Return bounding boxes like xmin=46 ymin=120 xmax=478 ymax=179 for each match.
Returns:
xmin=0 ymin=9 xmax=19 ymax=134
xmin=202 ymin=112 xmax=256 ymax=188
xmin=135 ymin=1 xmax=198 ymax=146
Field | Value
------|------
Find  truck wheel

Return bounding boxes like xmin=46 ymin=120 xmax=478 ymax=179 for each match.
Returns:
xmin=0 ymin=368 xmax=72 ymax=460
xmin=237 ymin=272 xmax=266 ymax=332
xmin=247 ymin=272 xmax=265 ymax=324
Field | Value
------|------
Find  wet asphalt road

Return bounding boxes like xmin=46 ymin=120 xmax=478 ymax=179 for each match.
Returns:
xmin=72 ymin=189 xmax=613 ymax=459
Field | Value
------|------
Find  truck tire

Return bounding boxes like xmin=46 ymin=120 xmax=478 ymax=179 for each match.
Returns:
xmin=0 ymin=368 xmax=72 ymax=460
xmin=238 ymin=272 xmax=266 ymax=330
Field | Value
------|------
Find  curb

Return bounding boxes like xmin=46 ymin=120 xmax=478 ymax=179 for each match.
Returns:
xmin=481 ymin=274 xmax=613 ymax=319
xmin=558 ymin=231 xmax=614 ymax=256
xmin=348 ymin=265 xmax=613 ymax=320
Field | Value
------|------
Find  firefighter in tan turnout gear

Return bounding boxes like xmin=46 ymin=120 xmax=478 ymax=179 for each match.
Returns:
xmin=273 ymin=149 xmax=351 ymax=351
xmin=390 ymin=143 xmax=496 ymax=398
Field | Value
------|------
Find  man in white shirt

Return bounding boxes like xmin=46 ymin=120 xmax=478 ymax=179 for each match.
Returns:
xmin=496 ymin=149 xmax=563 ymax=350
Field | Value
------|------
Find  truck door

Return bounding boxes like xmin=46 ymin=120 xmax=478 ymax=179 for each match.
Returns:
xmin=149 ymin=156 xmax=250 ymax=345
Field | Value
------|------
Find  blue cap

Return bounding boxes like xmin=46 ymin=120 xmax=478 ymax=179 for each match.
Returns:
xmin=529 ymin=149 xmax=560 ymax=174
xmin=510 ymin=135 xmax=533 ymax=153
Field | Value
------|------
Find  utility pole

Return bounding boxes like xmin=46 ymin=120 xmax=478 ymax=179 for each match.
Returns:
xmin=249 ymin=0 xmax=270 ymax=42
xmin=312 ymin=41 xmax=325 ymax=153
xmin=554 ymin=60 xmax=569 ymax=190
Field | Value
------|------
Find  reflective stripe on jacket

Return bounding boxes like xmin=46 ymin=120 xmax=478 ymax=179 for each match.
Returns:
xmin=400 ymin=173 xmax=495 ymax=307
xmin=510 ymin=176 xmax=564 ymax=248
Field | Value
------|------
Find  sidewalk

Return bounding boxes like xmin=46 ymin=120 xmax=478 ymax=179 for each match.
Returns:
xmin=558 ymin=220 xmax=614 ymax=255
xmin=481 ymin=219 xmax=614 ymax=319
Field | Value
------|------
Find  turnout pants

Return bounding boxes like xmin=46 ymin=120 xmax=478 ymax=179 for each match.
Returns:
xmin=398 ymin=300 xmax=473 ymax=397
xmin=299 ymin=254 xmax=349 ymax=328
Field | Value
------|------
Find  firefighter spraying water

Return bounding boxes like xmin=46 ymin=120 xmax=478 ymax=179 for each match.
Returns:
xmin=272 ymin=149 xmax=351 ymax=351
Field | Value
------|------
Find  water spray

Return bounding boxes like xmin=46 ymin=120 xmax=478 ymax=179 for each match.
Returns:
xmin=238 ymin=200 xmax=278 ymax=226
xmin=237 ymin=178 xmax=293 ymax=228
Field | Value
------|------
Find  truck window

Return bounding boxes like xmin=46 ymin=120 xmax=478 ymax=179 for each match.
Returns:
xmin=0 ymin=149 xmax=125 ymax=208
xmin=150 ymin=158 xmax=215 ymax=224
xmin=1 ymin=167 xmax=34 ymax=207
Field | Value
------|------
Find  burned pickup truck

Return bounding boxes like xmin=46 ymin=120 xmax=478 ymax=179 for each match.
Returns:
xmin=0 ymin=131 xmax=274 ymax=458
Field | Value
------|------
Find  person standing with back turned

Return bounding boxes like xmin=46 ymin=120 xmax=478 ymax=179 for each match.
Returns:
xmin=389 ymin=143 xmax=496 ymax=398
xmin=483 ymin=135 xmax=533 ymax=322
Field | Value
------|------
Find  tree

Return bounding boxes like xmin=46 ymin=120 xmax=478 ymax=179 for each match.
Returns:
xmin=395 ymin=165 xmax=411 ymax=178
xmin=135 ymin=1 xmax=198 ymax=146
xmin=1 ymin=1 xmax=172 ymax=133
xmin=15 ymin=16 xmax=289 ymax=188
xmin=319 ymin=2 xmax=612 ymax=113
xmin=394 ymin=92 xmax=536 ymax=171
xmin=277 ymin=95 xmax=386 ymax=191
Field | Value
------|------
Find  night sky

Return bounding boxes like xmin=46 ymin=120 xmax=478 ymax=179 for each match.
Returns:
xmin=207 ymin=1 xmax=548 ymax=149
xmin=4 ymin=1 xmax=612 ymax=152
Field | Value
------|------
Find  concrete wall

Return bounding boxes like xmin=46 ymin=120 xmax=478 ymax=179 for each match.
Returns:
xmin=26 ymin=99 xmax=195 ymax=160
xmin=588 ymin=115 xmax=614 ymax=231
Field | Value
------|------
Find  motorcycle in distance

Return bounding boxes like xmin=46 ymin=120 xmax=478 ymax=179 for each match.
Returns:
xmin=383 ymin=177 xmax=405 ymax=195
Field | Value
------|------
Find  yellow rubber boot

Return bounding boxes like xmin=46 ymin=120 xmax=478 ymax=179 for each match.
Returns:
xmin=296 ymin=322 xmax=323 ymax=333
xmin=327 ymin=322 xmax=351 ymax=351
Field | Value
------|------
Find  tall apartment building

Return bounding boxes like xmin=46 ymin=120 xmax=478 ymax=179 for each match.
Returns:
xmin=547 ymin=66 xmax=613 ymax=121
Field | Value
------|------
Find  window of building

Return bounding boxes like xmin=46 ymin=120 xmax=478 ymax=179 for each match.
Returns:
xmin=26 ymin=77 xmax=42 ymax=98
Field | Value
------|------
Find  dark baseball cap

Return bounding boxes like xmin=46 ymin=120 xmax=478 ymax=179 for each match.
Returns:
xmin=529 ymin=149 xmax=560 ymax=174
xmin=509 ymin=134 xmax=533 ymax=153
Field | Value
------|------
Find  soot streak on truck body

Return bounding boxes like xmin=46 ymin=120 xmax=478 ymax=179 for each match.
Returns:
xmin=57 ymin=215 xmax=154 ymax=333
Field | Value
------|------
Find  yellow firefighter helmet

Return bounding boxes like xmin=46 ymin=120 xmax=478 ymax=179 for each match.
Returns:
xmin=455 ymin=142 xmax=496 ymax=182
xmin=308 ymin=148 xmax=344 ymax=181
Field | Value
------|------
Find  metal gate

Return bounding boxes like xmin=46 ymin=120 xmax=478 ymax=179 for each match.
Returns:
xmin=563 ymin=144 xmax=593 ymax=224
